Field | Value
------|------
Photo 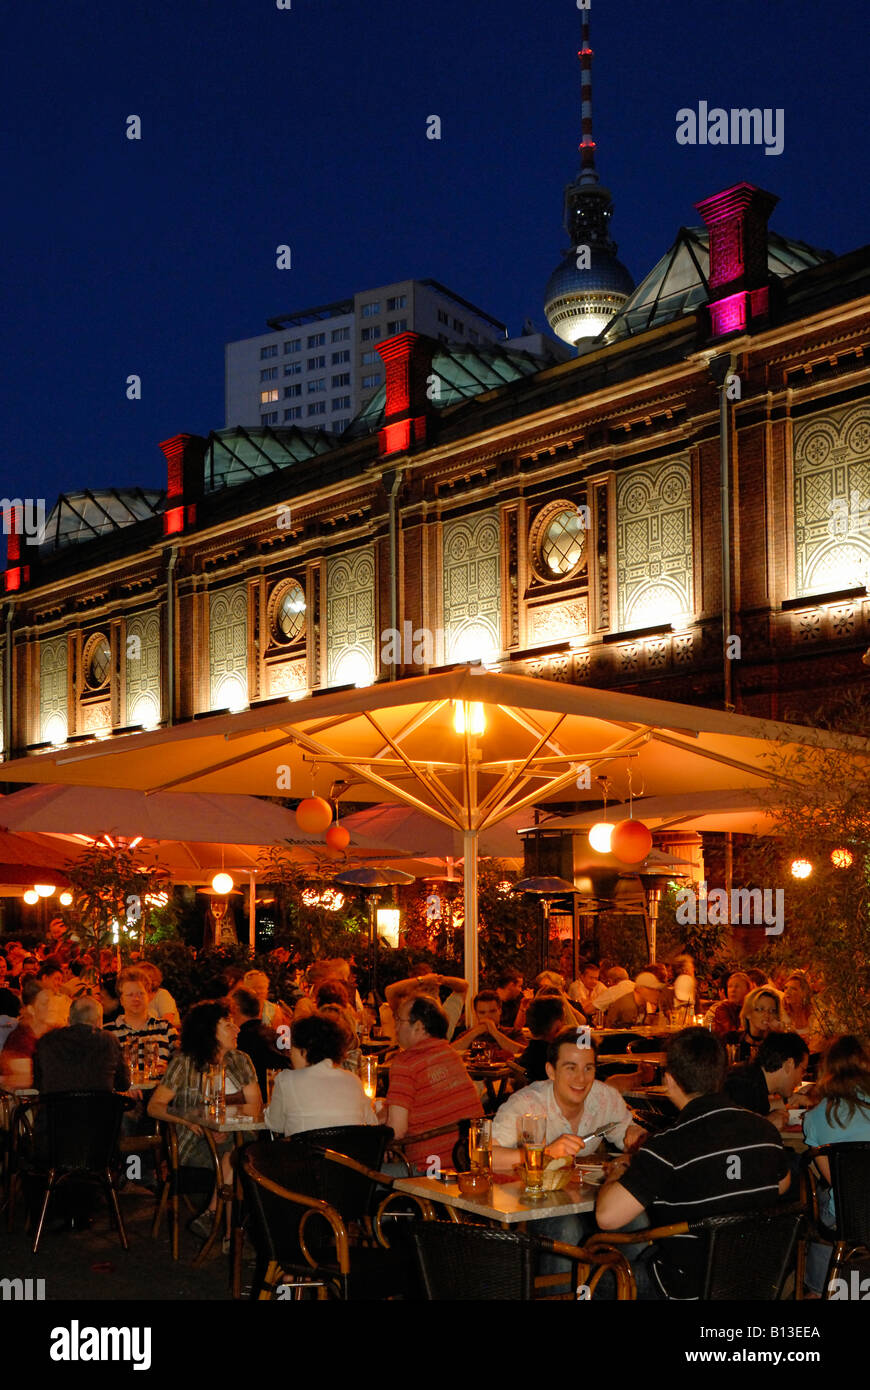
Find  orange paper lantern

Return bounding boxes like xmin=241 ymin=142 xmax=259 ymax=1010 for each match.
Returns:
xmin=295 ymin=797 xmax=333 ymax=834
xmin=610 ymin=818 xmax=653 ymax=864
xmin=326 ymin=823 xmax=350 ymax=852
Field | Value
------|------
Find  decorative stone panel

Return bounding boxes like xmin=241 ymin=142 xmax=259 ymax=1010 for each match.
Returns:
xmin=326 ymin=547 xmax=376 ymax=686
xmin=268 ymin=658 xmax=308 ymax=697
xmin=442 ymin=510 xmax=501 ymax=662
xmin=125 ymin=609 xmax=161 ymax=728
xmin=209 ymin=583 xmax=248 ymax=709
xmin=793 ymin=402 xmax=870 ymax=597
xmin=616 ymin=457 xmax=693 ymax=630
xmin=528 ymin=598 xmax=588 ymax=646
xmin=40 ymin=636 xmax=68 ymax=744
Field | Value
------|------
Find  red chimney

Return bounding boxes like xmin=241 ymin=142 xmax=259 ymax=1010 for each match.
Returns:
xmin=159 ymin=433 xmax=206 ymax=536
xmin=375 ymin=333 xmax=437 ymax=457
xmin=695 ymin=182 xmax=778 ymax=338
xmin=3 ymin=505 xmax=30 ymax=592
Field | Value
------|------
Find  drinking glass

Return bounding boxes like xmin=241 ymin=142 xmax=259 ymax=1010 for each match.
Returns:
xmin=144 ymin=1040 xmax=159 ymax=1080
xmin=468 ymin=1117 xmax=492 ymax=1177
xmin=128 ymin=1039 xmax=143 ymax=1085
xmin=358 ymin=1055 xmax=378 ymax=1101
xmin=518 ymin=1113 xmax=547 ymax=1197
xmin=203 ymin=1066 xmax=226 ymax=1122
xmin=266 ymin=1068 xmax=280 ymax=1106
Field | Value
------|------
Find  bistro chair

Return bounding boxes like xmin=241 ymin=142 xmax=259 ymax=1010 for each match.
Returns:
xmin=151 ymin=1118 xmax=224 ymax=1262
xmin=806 ymin=1143 xmax=870 ymax=1298
xmin=28 ymin=1091 xmax=128 ymax=1254
xmin=388 ymin=1118 xmax=473 ymax=1175
xmin=587 ymin=1204 xmax=805 ymax=1300
xmin=410 ymin=1220 xmax=636 ymax=1301
xmin=284 ymin=1125 xmax=395 ymax=1239
xmin=239 ymin=1140 xmax=432 ymax=1300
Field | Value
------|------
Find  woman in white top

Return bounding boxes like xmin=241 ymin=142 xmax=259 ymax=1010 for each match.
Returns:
xmin=265 ymin=1013 xmax=377 ymax=1137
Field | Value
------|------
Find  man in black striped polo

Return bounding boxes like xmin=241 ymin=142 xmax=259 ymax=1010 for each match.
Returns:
xmin=596 ymin=1027 xmax=790 ymax=1299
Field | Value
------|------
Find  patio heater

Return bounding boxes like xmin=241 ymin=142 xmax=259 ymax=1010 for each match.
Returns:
xmin=333 ymin=866 xmax=415 ymax=1001
xmin=512 ymin=877 xmax=580 ymax=974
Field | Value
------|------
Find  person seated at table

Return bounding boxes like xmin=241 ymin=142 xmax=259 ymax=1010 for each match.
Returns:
xmin=568 ymin=959 xmax=605 ymax=1012
xmin=36 ymin=958 xmax=65 ymax=995
xmin=386 ymin=994 xmax=483 ymax=1174
xmin=0 ymin=984 xmax=21 ymax=1052
xmin=241 ymin=969 xmax=291 ymax=1030
xmin=723 ymin=1031 xmax=809 ymax=1129
xmin=229 ymin=986 xmax=291 ymax=1101
xmin=33 ymin=994 xmax=130 ymax=1094
xmin=782 ymin=971 xmax=826 ymax=1054
xmin=4 ymin=942 xmax=27 ymax=990
xmin=703 ymin=971 xmax=752 ymax=1036
xmin=139 ymin=962 xmax=181 ymax=1031
xmin=513 ymin=979 xmax=587 ymax=1034
xmin=148 ymin=1000 xmax=261 ymax=1241
xmin=604 ymin=970 xmax=666 ymax=1029
xmin=383 ymin=972 xmax=469 ymax=1044
xmin=515 ymin=997 xmax=568 ymax=1083
xmin=104 ymin=970 xmax=179 ymax=1074
xmin=670 ymin=955 xmax=696 ymax=1017
xmin=800 ymin=1034 xmax=870 ymax=1295
xmin=595 ymin=1028 xmax=790 ymax=1299
xmin=492 ymin=968 xmax=529 ymax=1032
xmin=583 ymin=966 xmax=634 ymax=1021
xmin=265 ymin=1012 xmax=376 ymax=1137
xmin=452 ymin=990 xmax=523 ymax=1063
xmin=0 ymin=984 xmax=70 ymax=1089
xmin=722 ymin=985 xmax=784 ymax=1063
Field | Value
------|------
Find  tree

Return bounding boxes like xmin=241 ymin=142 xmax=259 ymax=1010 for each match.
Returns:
xmin=64 ymin=841 xmax=174 ymax=974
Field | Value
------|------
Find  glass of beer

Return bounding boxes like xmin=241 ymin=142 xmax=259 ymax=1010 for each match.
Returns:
xmin=468 ymin=1117 xmax=493 ymax=1178
xmin=358 ymin=1055 xmax=378 ymax=1102
xmin=518 ymin=1113 xmax=547 ymax=1197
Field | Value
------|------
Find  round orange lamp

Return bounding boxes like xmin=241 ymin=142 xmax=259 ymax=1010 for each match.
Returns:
xmin=295 ymin=797 xmax=333 ymax=834
xmin=610 ymin=819 xmax=653 ymax=864
xmin=830 ymin=847 xmax=853 ymax=869
xmin=326 ymin=823 xmax=350 ymax=852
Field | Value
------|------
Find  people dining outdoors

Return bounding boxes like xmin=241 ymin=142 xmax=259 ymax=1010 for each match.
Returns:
xmin=229 ymin=986 xmax=292 ymax=1101
xmin=264 ymin=1013 xmax=375 ymax=1136
xmin=0 ymin=984 xmax=70 ymax=1089
xmin=383 ymin=971 xmax=469 ymax=1043
xmin=493 ymin=968 xmax=529 ymax=1031
xmin=568 ymin=958 xmax=606 ymax=1012
xmin=385 ymin=993 xmax=483 ymax=1173
xmin=704 ymin=971 xmax=752 ymax=1035
xmin=723 ymin=984 xmax=784 ymax=1062
xmin=596 ymin=1027 xmax=791 ymax=1299
xmin=604 ymin=969 xmax=666 ymax=1028
xmin=515 ymin=996 xmax=567 ymax=1082
xmin=722 ymin=1032 xmax=810 ymax=1129
xmin=33 ymin=994 xmax=130 ymax=1094
xmin=451 ymin=990 xmax=523 ymax=1063
xmin=104 ymin=969 xmax=179 ymax=1071
xmin=147 ymin=1000 xmax=261 ymax=1241
xmin=139 ymin=962 xmax=181 ymax=1030
xmin=782 ymin=971 xmax=825 ymax=1054
xmin=240 ymin=969 xmax=290 ymax=1029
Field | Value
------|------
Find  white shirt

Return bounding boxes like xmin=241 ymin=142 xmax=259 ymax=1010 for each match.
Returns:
xmin=491 ymin=1079 xmax=633 ymax=1154
xmin=264 ymin=1058 xmax=377 ymax=1136
xmin=568 ymin=979 xmax=606 ymax=1009
xmin=587 ymin=978 xmax=635 ymax=1013
xmin=673 ymin=973 xmax=695 ymax=1005
xmin=148 ymin=987 xmax=179 ymax=1020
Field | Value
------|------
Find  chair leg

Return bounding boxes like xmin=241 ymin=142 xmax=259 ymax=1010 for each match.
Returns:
xmin=258 ymin=1259 xmax=280 ymax=1300
xmin=105 ymin=1176 xmax=129 ymax=1251
xmin=822 ymin=1242 xmax=846 ymax=1299
xmin=32 ymin=1173 xmax=56 ymax=1254
xmin=170 ymin=1191 xmax=180 ymax=1261
xmin=151 ymin=1180 xmax=169 ymax=1239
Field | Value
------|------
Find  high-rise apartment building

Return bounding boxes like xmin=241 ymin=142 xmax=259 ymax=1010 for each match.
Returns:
xmin=225 ymin=278 xmax=509 ymax=431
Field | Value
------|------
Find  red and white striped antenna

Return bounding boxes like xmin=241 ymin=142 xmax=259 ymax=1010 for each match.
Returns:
xmin=578 ymin=10 xmax=598 ymax=184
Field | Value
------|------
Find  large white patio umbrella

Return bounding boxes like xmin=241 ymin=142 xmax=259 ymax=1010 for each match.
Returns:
xmin=3 ymin=668 xmax=868 ymax=998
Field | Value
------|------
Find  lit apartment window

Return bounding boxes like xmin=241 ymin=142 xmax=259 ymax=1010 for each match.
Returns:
xmin=284 ymin=406 xmax=303 ymax=421
xmin=361 ymin=350 xmax=379 ymax=365
xmin=437 ymin=310 xmax=449 ymax=325
xmin=260 ymin=366 xmax=278 ymax=381
xmin=453 ymin=318 xmax=463 ymax=332
xmin=361 ymin=302 xmax=381 ymax=317
xmin=307 ymin=332 xmax=325 ymax=348
xmin=332 ymin=372 xmax=350 ymax=388
xmin=332 ymin=395 xmax=351 ymax=411
xmin=331 ymin=326 xmax=351 ymax=342
xmin=284 ymin=384 xmax=302 ymax=398
xmin=261 ymin=411 xmax=278 ymax=424
xmin=307 ymin=355 xmax=326 ymax=370
xmin=361 ymin=326 xmax=381 ymax=342
xmin=260 ymin=389 xmax=279 ymax=404
xmin=331 ymin=350 xmax=350 ymax=365
xmin=284 ymin=362 xmax=302 ymax=376
xmin=361 ymin=373 xmax=382 ymax=389
xmin=307 ymin=378 xmax=325 ymax=394
xmin=308 ymin=402 xmax=326 ymax=416
xmin=387 ymin=294 xmax=407 ymax=311
xmin=387 ymin=319 xmax=407 ymax=334
xmin=284 ymin=338 xmax=301 ymax=353
xmin=260 ymin=344 xmax=278 ymax=359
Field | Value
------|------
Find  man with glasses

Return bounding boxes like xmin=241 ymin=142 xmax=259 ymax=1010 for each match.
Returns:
xmin=386 ymin=994 xmax=482 ymax=1174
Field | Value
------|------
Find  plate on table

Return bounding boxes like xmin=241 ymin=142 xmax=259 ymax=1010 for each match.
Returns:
xmin=574 ymin=1161 xmax=606 ymax=1186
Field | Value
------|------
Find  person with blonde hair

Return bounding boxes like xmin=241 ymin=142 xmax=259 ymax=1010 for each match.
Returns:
xmin=782 ymin=971 xmax=825 ymax=1053
xmin=723 ymin=985 xmax=783 ymax=1063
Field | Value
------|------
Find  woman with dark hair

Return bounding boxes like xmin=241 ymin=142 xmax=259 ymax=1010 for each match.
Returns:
xmin=148 ymin=1000 xmax=260 ymax=1240
xmin=264 ymin=1012 xmax=376 ymax=1137
xmin=801 ymin=1035 xmax=870 ymax=1294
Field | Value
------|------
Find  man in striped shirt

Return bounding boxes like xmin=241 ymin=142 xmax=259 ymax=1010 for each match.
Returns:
xmin=596 ymin=1027 xmax=790 ymax=1299
xmin=104 ymin=972 xmax=178 ymax=1074
xmin=386 ymin=994 xmax=482 ymax=1173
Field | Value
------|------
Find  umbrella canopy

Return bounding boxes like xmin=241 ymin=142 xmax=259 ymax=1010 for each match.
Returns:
xmin=339 ymin=802 xmax=526 ymax=859
xmin=542 ymin=788 xmax=787 ymax=838
xmin=4 ymin=668 xmax=868 ymax=995
xmin=0 ymin=827 xmax=76 ymax=887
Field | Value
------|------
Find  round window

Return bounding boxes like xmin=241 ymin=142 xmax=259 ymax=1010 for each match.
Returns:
xmin=541 ymin=508 xmax=586 ymax=576
xmin=275 ymin=580 xmax=306 ymax=642
xmin=84 ymin=634 xmax=111 ymax=690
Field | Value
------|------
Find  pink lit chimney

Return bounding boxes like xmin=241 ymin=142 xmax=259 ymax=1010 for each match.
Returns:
xmin=695 ymin=182 xmax=778 ymax=338
xmin=375 ymin=332 xmax=437 ymax=457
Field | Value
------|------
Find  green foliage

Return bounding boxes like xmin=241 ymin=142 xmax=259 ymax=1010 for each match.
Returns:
xmin=63 ymin=841 xmax=176 ymax=971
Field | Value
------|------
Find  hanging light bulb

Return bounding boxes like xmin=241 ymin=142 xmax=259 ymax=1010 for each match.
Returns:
xmin=59 ymin=891 xmax=73 ymax=906
xmin=588 ymin=822 xmax=614 ymax=854
xmin=790 ymin=859 xmax=813 ymax=880
xmin=212 ymin=871 xmax=235 ymax=895
xmin=453 ymin=701 xmax=486 ymax=735
xmin=23 ymin=890 xmax=39 ymax=905
xmin=34 ymin=884 xmax=57 ymax=897
xmin=830 ymin=847 xmax=853 ymax=869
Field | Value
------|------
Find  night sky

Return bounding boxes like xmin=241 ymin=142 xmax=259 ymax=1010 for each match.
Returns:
xmin=1 ymin=0 xmax=866 ymax=549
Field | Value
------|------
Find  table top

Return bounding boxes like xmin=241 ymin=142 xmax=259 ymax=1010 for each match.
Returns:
xmin=597 ymin=1052 xmax=667 ymax=1065
xmin=781 ymin=1125 xmax=807 ymax=1152
xmin=0 ymin=1086 xmax=38 ymax=1099
xmin=625 ymin=1085 xmax=671 ymax=1099
xmin=178 ymin=1105 xmax=268 ymax=1134
xmin=394 ymin=1174 xmax=597 ymax=1224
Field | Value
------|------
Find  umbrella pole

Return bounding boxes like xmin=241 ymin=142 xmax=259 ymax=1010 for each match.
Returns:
xmin=247 ymin=871 xmax=256 ymax=957
xmin=463 ymin=829 xmax=478 ymax=1022
xmin=369 ymin=894 xmax=379 ymax=1001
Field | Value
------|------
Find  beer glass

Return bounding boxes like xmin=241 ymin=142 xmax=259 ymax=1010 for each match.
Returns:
xmin=468 ymin=1117 xmax=493 ymax=1177
xmin=518 ymin=1113 xmax=547 ymax=1197
xmin=358 ymin=1055 xmax=378 ymax=1102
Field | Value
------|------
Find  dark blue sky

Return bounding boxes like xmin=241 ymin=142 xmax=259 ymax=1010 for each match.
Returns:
xmin=1 ymin=0 xmax=866 ymax=535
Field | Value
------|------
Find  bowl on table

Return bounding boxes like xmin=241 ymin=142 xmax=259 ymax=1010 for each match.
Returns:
xmin=457 ymin=1169 xmax=492 ymax=1197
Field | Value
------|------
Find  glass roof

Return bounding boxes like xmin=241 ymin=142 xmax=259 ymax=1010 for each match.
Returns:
xmin=602 ymin=228 xmax=833 ymax=343
xmin=39 ymin=489 xmax=165 ymax=555
xmin=204 ymin=425 xmax=336 ymax=493
xmin=345 ymin=344 xmax=549 ymax=439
